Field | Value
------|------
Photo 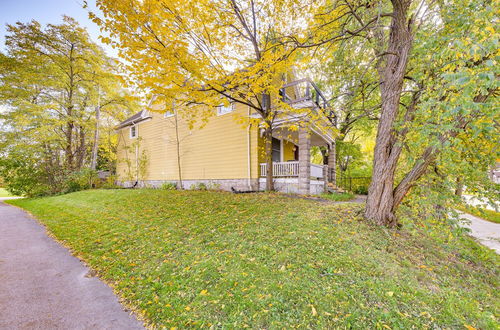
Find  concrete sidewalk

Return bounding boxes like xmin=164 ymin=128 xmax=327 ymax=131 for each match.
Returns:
xmin=0 ymin=201 xmax=144 ymax=329
xmin=459 ymin=211 xmax=500 ymax=254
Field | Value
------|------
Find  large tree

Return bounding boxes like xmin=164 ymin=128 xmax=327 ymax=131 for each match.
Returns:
xmin=308 ymin=0 xmax=498 ymax=226
xmin=0 ymin=17 xmax=136 ymax=196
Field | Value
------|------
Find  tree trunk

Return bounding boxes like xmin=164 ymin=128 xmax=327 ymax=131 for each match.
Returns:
xmin=263 ymin=126 xmax=274 ymax=191
xmin=364 ymin=0 xmax=414 ymax=227
xmin=76 ymin=126 xmax=86 ymax=170
xmin=65 ymin=44 xmax=76 ymax=171
xmin=455 ymin=177 xmax=464 ymax=197
xmin=65 ymin=120 xmax=74 ymax=170
xmin=174 ymin=108 xmax=183 ymax=189
xmin=91 ymin=87 xmax=101 ymax=171
xmin=262 ymin=92 xmax=274 ymax=192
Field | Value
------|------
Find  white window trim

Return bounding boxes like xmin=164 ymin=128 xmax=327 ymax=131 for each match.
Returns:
xmin=130 ymin=125 xmax=137 ymax=139
xmin=216 ymin=103 xmax=234 ymax=116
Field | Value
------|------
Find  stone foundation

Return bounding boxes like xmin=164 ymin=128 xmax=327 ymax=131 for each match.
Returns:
xmin=258 ymin=178 xmax=325 ymax=195
xmin=117 ymin=177 xmax=325 ymax=195
xmin=117 ymin=178 xmax=259 ymax=192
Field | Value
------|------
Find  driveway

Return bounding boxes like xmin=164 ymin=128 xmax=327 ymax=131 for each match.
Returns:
xmin=459 ymin=211 xmax=500 ymax=254
xmin=0 ymin=201 xmax=144 ymax=329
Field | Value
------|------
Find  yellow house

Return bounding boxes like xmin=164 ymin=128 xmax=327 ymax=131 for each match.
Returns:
xmin=115 ymin=78 xmax=336 ymax=195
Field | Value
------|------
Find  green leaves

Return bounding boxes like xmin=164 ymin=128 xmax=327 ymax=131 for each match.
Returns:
xmin=0 ymin=18 xmax=138 ymax=196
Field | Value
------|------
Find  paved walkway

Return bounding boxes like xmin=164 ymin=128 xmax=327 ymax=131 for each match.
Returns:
xmin=463 ymin=194 xmax=499 ymax=211
xmin=459 ymin=211 xmax=500 ymax=254
xmin=0 ymin=201 xmax=143 ymax=329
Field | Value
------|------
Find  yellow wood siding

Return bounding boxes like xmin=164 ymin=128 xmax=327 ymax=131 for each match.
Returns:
xmin=283 ymin=140 xmax=297 ymax=161
xmin=116 ymin=103 xmax=260 ymax=181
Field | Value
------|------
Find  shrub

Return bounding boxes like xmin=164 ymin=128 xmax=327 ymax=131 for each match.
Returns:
xmin=64 ymin=168 xmax=98 ymax=193
xmin=160 ymin=182 xmax=177 ymax=190
xmin=206 ymin=181 xmax=222 ymax=191
xmin=191 ymin=182 xmax=207 ymax=190
xmin=0 ymin=156 xmax=52 ymax=197
xmin=101 ymin=175 xmax=121 ymax=189
xmin=353 ymin=185 xmax=369 ymax=195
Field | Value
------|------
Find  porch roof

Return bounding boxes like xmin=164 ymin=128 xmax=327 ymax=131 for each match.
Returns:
xmin=116 ymin=110 xmax=152 ymax=130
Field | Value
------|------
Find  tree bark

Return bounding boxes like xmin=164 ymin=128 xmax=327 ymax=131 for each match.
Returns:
xmin=65 ymin=44 xmax=76 ymax=171
xmin=262 ymin=92 xmax=274 ymax=191
xmin=65 ymin=116 xmax=74 ymax=170
xmin=364 ymin=0 xmax=414 ymax=227
xmin=76 ymin=126 xmax=86 ymax=170
xmin=455 ymin=177 xmax=464 ymax=197
xmin=174 ymin=108 xmax=183 ymax=190
xmin=91 ymin=87 xmax=101 ymax=171
xmin=263 ymin=125 xmax=274 ymax=191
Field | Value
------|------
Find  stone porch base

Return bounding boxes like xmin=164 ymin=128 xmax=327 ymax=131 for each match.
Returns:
xmin=258 ymin=178 xmax=325 ymax=195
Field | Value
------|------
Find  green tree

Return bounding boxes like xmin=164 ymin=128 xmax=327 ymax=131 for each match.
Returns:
xmin=0 ymin=17 xmax=137 ymax=196
xmin=309 ymin=0 xmax=498 ymax=226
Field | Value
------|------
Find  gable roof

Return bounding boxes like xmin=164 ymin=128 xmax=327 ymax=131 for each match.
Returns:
xmin=116 ymin=110 xmax=152 ymax=129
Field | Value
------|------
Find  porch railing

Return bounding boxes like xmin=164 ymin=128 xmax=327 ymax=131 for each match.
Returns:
xmin=260 ymin=161 xmax=299 ymax=177
xmin=260 ymin=161 xmax=325 ymax=179
xmin=311 ymin=164 xmax=324 ymax=178
xmin=280 ymin=78 xmax=335 ymax=124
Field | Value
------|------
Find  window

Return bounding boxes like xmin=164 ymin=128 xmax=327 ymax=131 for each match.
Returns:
xmin=272 ymin=138 xmax=281 ymax=162
xmin=130 ymin=125 xmax=137 ymax=138
xmin=216 ymin=103 xmax=234 ymax=116
xmin=164 ymin=110 xmax=174 ymax=118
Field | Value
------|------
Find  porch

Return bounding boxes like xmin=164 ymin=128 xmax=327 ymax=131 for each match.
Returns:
xmin=258 ymin=126 xmax=334 ymax=195
xmin=258 ymin=162 xmax=327 ymax=195
xmin=259 ymin=162 xmax=326 ymax=179
xmin=257 ymin=77 xmax=337 ymax=195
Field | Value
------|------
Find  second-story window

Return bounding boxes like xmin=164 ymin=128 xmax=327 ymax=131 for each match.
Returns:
xmin=164 ymin=110 xmax=174 ymax=118
xmin=216 ymin=103 xmax=234 ymax=116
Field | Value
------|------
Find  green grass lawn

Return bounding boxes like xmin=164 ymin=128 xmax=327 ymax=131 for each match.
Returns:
xmin=321 ymin=192 xmax=355 ymax=202
xmin=8 ymin=190 xmax=499 ymax=328
xmin=0 ymin=187 xmax=17 ymax=197
xmin=457 ymin=205 xmax=500 ymax=224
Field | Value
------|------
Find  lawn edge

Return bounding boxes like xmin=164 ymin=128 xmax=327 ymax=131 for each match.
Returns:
xmin=3 ymin=199 xmax=149 ymax=329
xmin=456 ymin=205 xmax=500 ymax=224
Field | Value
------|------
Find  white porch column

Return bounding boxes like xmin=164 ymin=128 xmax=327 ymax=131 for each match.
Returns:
xmin=328 ymin=140 xmax=337 ymax=186
xmin=298 ymin=127 xmax=311 ymax=195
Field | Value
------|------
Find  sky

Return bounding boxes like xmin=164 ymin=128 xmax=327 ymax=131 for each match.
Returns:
xmin=0 ymin=0 xmax=114 ymax=55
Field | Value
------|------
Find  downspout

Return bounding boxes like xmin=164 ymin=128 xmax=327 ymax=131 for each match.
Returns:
xmin=130 ymin=119 xmax=140 ymax=187
xmin=247 ymin=106 xmax=252 ymax=190
xmin=116 ymin=116 xmax=143 ymax=188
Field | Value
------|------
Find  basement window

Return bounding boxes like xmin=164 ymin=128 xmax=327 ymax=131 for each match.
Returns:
xmin=130 ymin=125 xmax=137 ymax=138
